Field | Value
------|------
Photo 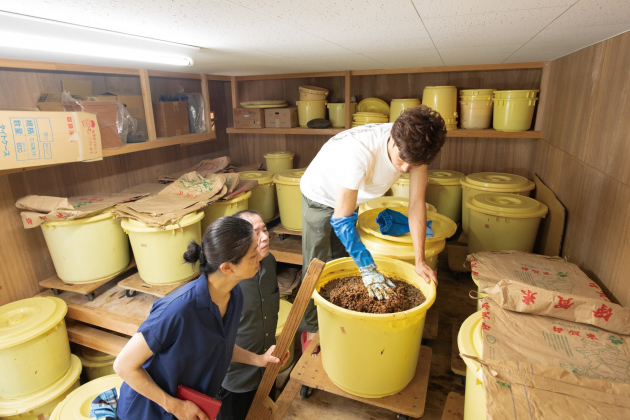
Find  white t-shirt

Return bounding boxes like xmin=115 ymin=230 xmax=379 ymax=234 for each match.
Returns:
xmin=300 ymin=123 xmax=401 ymax=208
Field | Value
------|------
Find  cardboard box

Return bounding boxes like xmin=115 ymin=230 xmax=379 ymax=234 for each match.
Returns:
xmin=63 ymin=101 xmax=124 ymax=149
xmin=233 ymin=108 xmax=265 ymax=129
xmin=62 ymin=80 xmax=93 ymax=96
xmin=264 ymin=107 xmax=298 ymax=128
xmin=153 ymin=101 xmax=190 ymax=137
xmin=36 ymin=93 xmax=72 ymax=112
xmin=0 ymin=110 xmax=102 ymax=170
xmin=117 ymin=95 xmax=146 ymax=121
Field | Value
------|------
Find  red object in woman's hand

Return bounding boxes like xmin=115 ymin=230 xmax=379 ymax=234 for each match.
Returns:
xmin=176 ymin=385 xmax=222 ymax=420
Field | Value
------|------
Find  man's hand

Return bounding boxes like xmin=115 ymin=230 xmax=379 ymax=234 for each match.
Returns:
xmin=359 ymin=264 xmax=396 ymax=300
xmin=416 ymin=262 xmax=437 ymax=286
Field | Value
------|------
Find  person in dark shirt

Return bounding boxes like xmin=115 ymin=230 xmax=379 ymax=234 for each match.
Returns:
xmin=114 ymin=216 xmax=283 ymax=420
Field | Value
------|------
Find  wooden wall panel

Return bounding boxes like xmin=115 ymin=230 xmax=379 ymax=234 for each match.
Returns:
xmin=237 ymin=76 xmax=346 ymax=104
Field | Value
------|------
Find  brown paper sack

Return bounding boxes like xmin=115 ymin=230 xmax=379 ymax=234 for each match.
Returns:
xmin=158 ymin=156 xmax=231 ymax=183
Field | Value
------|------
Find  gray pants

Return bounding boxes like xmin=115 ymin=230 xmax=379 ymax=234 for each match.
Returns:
xmin=301 ymin=194 xmax=348 ymax=333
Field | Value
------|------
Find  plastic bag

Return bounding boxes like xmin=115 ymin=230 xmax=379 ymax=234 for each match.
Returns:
xmin=160 ymin=87 xmax=206 ymax=134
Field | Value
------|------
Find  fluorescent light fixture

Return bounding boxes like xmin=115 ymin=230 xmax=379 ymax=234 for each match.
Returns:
xmin=0 ymin=31 xmax=196 ymax=66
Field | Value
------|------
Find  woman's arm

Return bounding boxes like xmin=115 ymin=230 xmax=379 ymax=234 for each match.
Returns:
xmin=114 ymin=333 xmax=208 ymax=420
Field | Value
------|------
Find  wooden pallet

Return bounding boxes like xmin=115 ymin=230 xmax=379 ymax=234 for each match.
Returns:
xmin=270 ymin=223 xmax=302 ymax=238
xmin=270 ymin=232 xmax=302 ymax=265
xmin=39 ymin=260 xmax=136 ymax=301
xmin=289 ymin=333 xmax=432 ymax=418
xmin=117 ymin=272 xmax=190 ymax=298
xmin=441 ymin=392 xmax=465 ymax=420
xmin=451 ymin=323 xmax=467 ymax=377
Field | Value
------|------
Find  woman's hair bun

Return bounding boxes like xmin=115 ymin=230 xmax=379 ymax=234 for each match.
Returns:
xmin=183 ymin=241 xmax=202 ymax=264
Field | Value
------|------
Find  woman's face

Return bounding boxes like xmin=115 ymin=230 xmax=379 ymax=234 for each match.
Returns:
xmin=232 ymin=231 xmax=261 ymax=279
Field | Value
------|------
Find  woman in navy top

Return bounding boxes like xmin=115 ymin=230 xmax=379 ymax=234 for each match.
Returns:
xmin=114 ymin=216 xmax=282 ymax=420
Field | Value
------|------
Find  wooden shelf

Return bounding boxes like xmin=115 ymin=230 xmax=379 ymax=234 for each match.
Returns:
xmin=226 ymin=127 xmax=344 ymax=136
xmin=446 ymin=129 xmax=541 ymax=138
xmin=102 ymin=132 xmax=215 ymax=157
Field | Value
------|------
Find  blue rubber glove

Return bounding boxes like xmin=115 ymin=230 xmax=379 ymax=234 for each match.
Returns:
xmin=376 ymin=209 xmax=434 ymax=237
xmin=331 ymin=213 xmax=396 ymax=300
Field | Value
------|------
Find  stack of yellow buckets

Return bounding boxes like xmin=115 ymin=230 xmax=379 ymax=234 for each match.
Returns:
xmin=0 ymin=297 xmax=82 ymax=419
xmin=492 ymin=90 xmax=539 ymax=132
xmin=51 ymin=374 xmax=123 ymax=420
xmin=296 ymin=86 xmax=328 ymax=127
xmin=459 ymin=89 xmax=495 ymax=129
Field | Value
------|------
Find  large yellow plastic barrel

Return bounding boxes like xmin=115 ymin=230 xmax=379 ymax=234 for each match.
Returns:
xmin=0 ymin=297 xmax=71 ymax=398
xmin=121 ymin=212 xmax=204 ymax=285
xmin=78 ymin=347 xmax=116 ymax=381
xmin=422 ymin=86 xmax=457 ymax=130
xmin=201 ymin=191 xmax=251 ymax=233
xmin=264 ymin=151 xmax=294 ymax=174
xmin=327 ymin=103 xmax=356 ymax=128
xmin=313 ymin=257 xmax=436 ymax=398
xmin=276 ymin=300 xmax=295 ymax=373
xmin=427 ymin=170 xmax=465 ymax=223
xmin=0 ymin=355 xmax=81 ymax=420
xmin=296 ymin=100 xmax=327 ymax=127
xmin=273 ymin=168 xmax=305 ymax=231
xmin=41 ymin=211 xmax=130 ymax=283
xmin=358 ymin=196 xmax=437 ymax=214
xmin=390 ymin=172 xmax=410 ymax=197
xmin=50 ymin=374 xmax=123 ymax=420
xmin=458 ymin=312 xmax=486 ymax=420
xmin=357 ymin=208 xmax=457 ymax=271
xmin=238 ymin=171 xmax=276 ymax=222
xmin=389 ymin=99 xmax=420 ymax=122
xmin=493 ymin=94 xmax=538 ymax=132
xmin=460 ymin=172 xmax=535 ymax=234
xmin=466 ymin=193 xmax=548 ymax=254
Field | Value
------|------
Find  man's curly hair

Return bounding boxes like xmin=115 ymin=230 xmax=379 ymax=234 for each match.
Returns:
xmin=391 ymin=105 xmax=446 ymax=166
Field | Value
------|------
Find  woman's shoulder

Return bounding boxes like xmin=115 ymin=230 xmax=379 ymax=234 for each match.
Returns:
xmin=147 ymin=276 xmax=204 ymax=317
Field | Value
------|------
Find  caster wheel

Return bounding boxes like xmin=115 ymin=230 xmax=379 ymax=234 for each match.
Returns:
xmin=126 ymin=290 xmax=138 ymax=298
xmin=86 ymin=293 xmax=95 ymax=302
xmin=52 ymin=288 xmax=61 ymax=295
xmin=300 ymin=385 xmax=313 ymax=399
xmin=397 ymin=415 xmax=410 ymax=420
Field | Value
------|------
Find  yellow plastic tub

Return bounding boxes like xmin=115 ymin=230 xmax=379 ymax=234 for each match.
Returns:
xmin=299 ymin=85 xmax=329 ymax=101
xmin=0 ymin=355 xmax=81 ymax=420
xmin=422 ymin=86 xmax=458 ymax=129
xmin=276 ymin=300 xmax=295 ymax=373
xmin=327 ymin=103 xmax=356 ymax=128
xmin=50 ymin=374 xmax=123 ymax=420
xmin=273 ymin=168 xmax=306 ymax=231
xmin=389 ymin=99 xmax=420 ymax=122
xmin=459 ymin=100 xmax=493 ymax=129
xmin=493 ymin=89 xmax=539 ymax=99
xmin=201 ymin=191 xmax=251 ymax=233
xmin=238 ymin=171 xmax=276 ymax=222
xmin=0 ymin=297 xmax=71 ymax=398
xmin=121 ymin=212 xmax=204 ymax=285
xmin=41 ymin=211 xmax=130 ymax=284
xmin=493 ymin=97 xmax=538 ymax=132
xmin=78 ymin=347 xmax=116 ymax=381
xmin=460 ymin=172 xmax=535 ymax=234
xmin=296 ymin=100 xmax=327 ymax=127
xmin=426 ymin=170 xmax=465 ymax=223
xmin=466 ymin=193 xmax=548 ymax=254
xmin=357 ymin=208 xmax=457 ymax=271
xmin=390 ymin=173 xmax=410 ymax=197
xmin=313 ymin=256 xmax=436 ymax=398
xmin=358 ymin=196 xmax=436 ymax=214
xmin=264 ymin=151 xmax=294 ymax=174
xmin=457 ymin=312 xmax=486 ymax=420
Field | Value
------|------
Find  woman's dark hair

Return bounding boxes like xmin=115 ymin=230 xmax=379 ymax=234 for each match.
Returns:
xmin=183 ymin=216 xmax=255 ymax=274
xmin=391 ymin=105 xmax=447 ymax=166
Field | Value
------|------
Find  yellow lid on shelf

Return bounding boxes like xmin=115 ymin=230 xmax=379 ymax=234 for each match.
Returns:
xmin=460 ymin=172 xmax=535 ymax=192
xmin=121 ymin=210 xmax=204 ymax=233
xmin=50 ymin=374 xmax=124 ymax=420
xmin=457 ymin=311 xmax=484 ymax=381
xmin=428 ymin=170 xmax=465 ymax=186
xmin=239 ymin=171 xmax=274 ymax=185
xmin=299 ymin=85 xmax=329 ymax=95
xmin=275 ymin=299 xmax=293 ymax=337
xmin=0 ymin=297 xmax=67 ymax=349
xmin=273 ymin=168 xmax=306 ymax=186
xmin=466 ymin=193 xmax=548 ymax=219
xmin=264 ymin=151 xmax=295 ymax=159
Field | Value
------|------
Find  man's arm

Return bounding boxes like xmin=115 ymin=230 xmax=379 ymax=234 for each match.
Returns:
xmin=333 ymin=186 xmax=358 ymax=218
xmin=408 ymin=165 xmax=437 ymax=285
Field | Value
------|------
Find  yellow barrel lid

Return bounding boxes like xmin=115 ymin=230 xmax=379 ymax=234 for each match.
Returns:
xmin=0 ymin=296 xmax=67 ymax=349
xmin=357 ymin=207 xmax=457 ymax=244
xmin=51 ymin=374 xmax=123 ymax=420
xmin=264 ymin=151 xmax=295 ymax=159
xmin=299 ymin=85 xmax=329 ymax=95
xmin=363 ymin=196 xmax=410 ymax=211
xmin=238 ymin=171 xmax=274 ymax=185
xmin=275 ymin=299 xmax=292 ymax=336
xmin=428 ymin=170 xmax=465 ymax=186
xmin=80 ymin=346 xmax=117 ymax=363
xmin=459 ymin=89 xmax=496 ymax=96
xmin=457 ymin=311 xmax=484 ymax=381
xmin=0 ymin=354 xmax=82 ymax=416
xmin=273 ymin=168 xmax=306 ymax=186
xmin=43 ymin=210 xmax=114 ymax=228
xmin=121 ymin=210 xmax=204 ymax=233
xmin=461 ymin=172 xmax=535 ymax=192
xmin=466 ymin=193 xmax=548 ymax=219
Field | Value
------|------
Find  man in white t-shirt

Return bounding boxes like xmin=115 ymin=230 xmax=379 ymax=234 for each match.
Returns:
xmin=299 ymin=105 xmax=446 ymax=342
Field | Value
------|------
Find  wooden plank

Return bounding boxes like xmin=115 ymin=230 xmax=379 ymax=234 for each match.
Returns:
xmin=290 ymin=333 xmax=432 ymax=418
xmin=231 ymin=77 xmax=239 ymax=109
xmin=39 ymin=259 xmax=136 ymax=296
xmin=118 ymin=272 xmax=189 ymax=298
xmin=271 ymin=224 xmax=303 ymax=237
xmin=147 ymin=70 xmax=201 ymax=79
xmin=102 ymin=132 xmax=214 ymax=156
xmin=206 ymin=74 xmax=232 ymax=82
xmin=201 ymin=74 xmax=213 ymax=138
xmin=226 ymin=127 xmax=539 ymax=138
xmin=246 ymin=259 xmax=326 ymax=420
xmin=66 ymin=321 xmax=130 ymax=356
xmin=270 ymin=234 xmax=302 ymax=265
xmin=139 ymin=68 xmax=158 ymax=141
xmin=423 ymin=308 xmax=439 ymax=340
xmin=226 ymin=127 xmax=344 ymax=136
xmin=67 ymin=303 xmax=141 ymax=336
xmin=446 ymin=129 xmax=540 ymax=138
xmin=534 ymin=61 xmax=551 ymax=132
xmin=441 ymin=392 xmax=465 ymax=420
xmin=451 ymin=324 xmax=467 ymax=376
xmin=0 ymin=58 xmax=140 ymax=75
xmin=344 ymin=71 xmax=352 ymax=129
xmin=351 ymin=62 xmax=546 ymax=76
xmin=235 ymin=71 xmax=346 ymax=81
xmin=272 ymin=380 xmax=301 ymax=420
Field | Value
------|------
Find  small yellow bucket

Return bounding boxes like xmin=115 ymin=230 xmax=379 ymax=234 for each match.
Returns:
xmin=457 ymin=312 xmax=486 ymax=420
xmin=273 ymin=168 xmax=306 ymax=231
xmin=238 ymin=171 xmax=276 ymax=222
xmin=78 ymin=347 xmax=116 ymax=381
xmin=358 ymin=196 xmax=437 ymax=214
xmin=357 ymin=208 xmax=457 ymax=271
xmin=0 ymin=297 xmax=71 ymax=399
xmin=41 ymin=211 xmax=130 ymax=284
xmin=327 ymin=103 xmax=356 ymax=128
xmin=121 ymin=212 xmax=204 ymax=285
xmin=466 ymin=193 xmax=548 ymax=254
xmin=493 ymin=96 xmax=538 ymax=132
xmin=201 ymin=191 xmax=251 ymax=233
xmin=422 ymin=86 xmax=458 ymax=129
xmin=460 ymin=172 xmax=535 ymax=234
xmin=426 ymin=170 xmax=465 ymax=223
xmin=0 ymin=355 xmax=81 ymax=420
xmin=296 ymin=100 xmax=327 ymax=127
xmin=276 ymin=300 xmax=295 ymax=373
xmin=264 ymin=151 xmax=294 ymax=174
xmin=389 ymin=99 xmax=420 ymax=122
xmin=299 ymin=85 xmax=329 ymax=101
xmin=50 ymin=374 xmax=123 ymax=420
xmin=313 ymin=256 xmax=436 ymax=398
xmin=459 ymin=100 xmax=493 ymax=129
